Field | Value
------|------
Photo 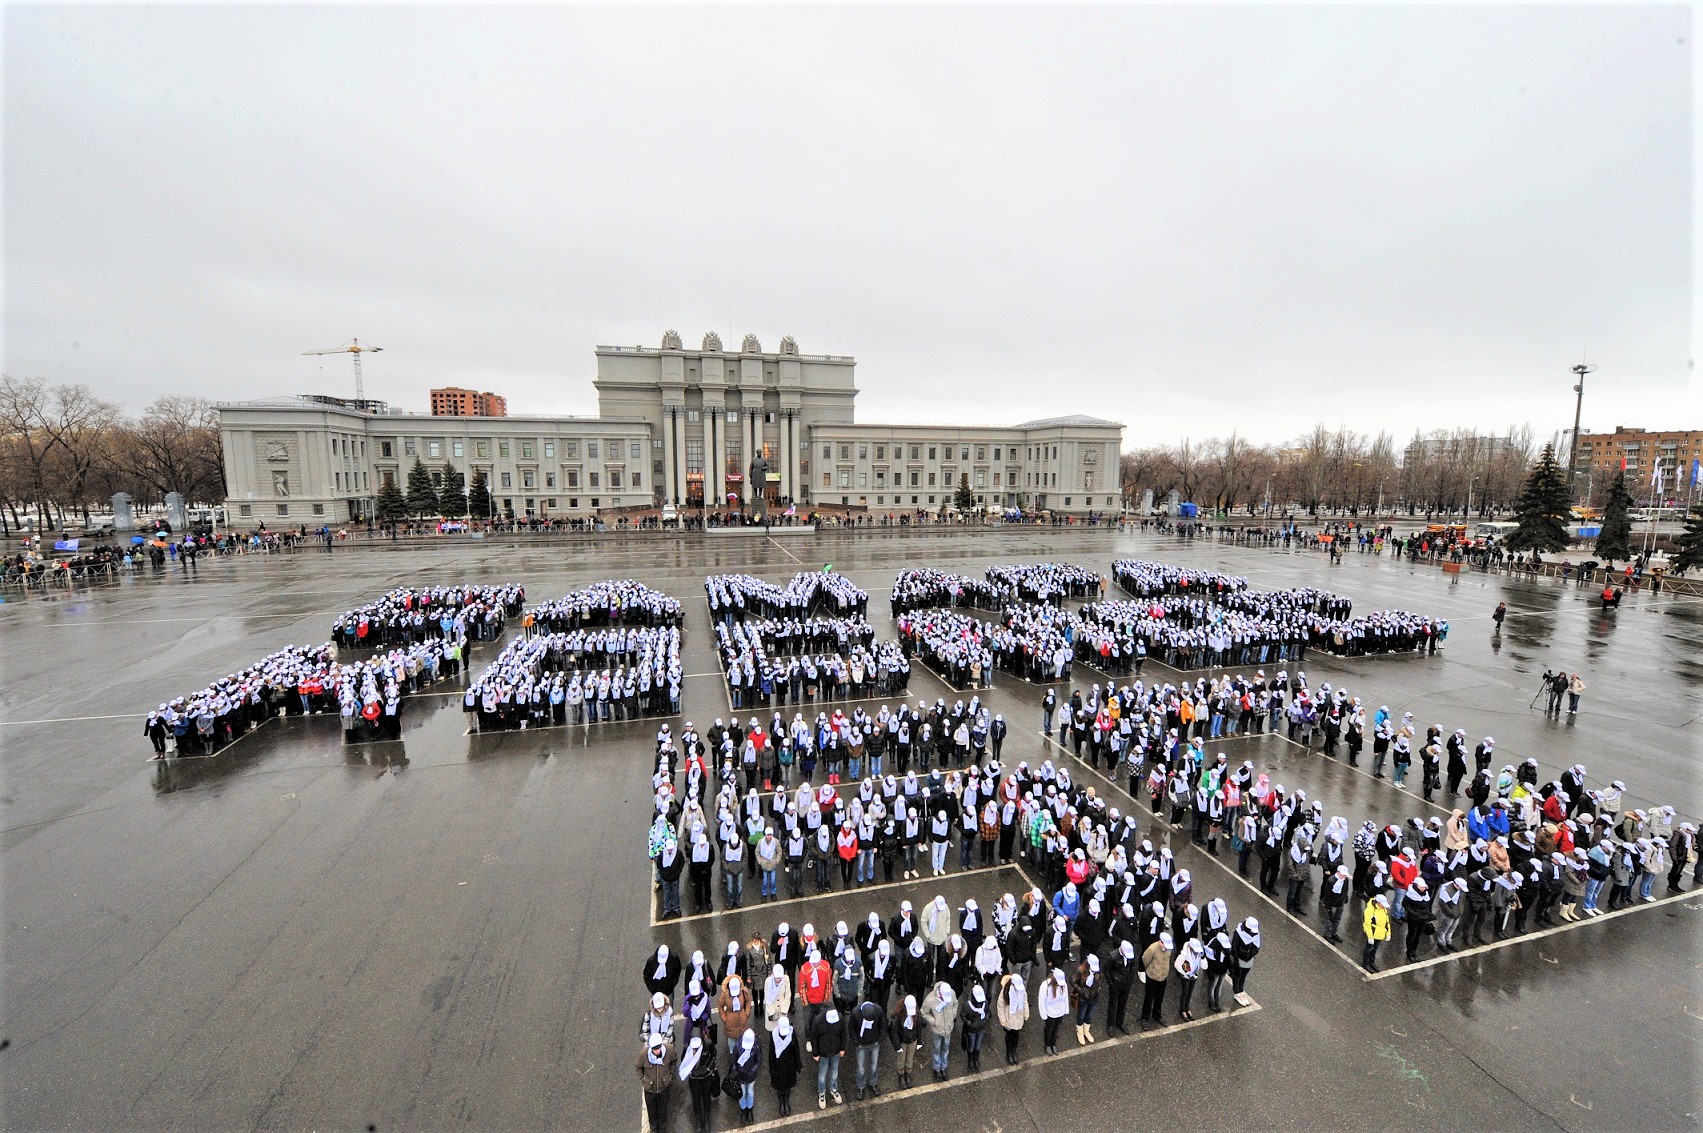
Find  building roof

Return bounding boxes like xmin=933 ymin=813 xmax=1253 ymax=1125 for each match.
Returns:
xmin=1012 ymin=414 xmax=1124 ymax=430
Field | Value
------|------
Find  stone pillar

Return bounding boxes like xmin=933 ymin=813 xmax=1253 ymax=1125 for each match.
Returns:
xmin=112 ymin=492 xmax=134 ymax=531
xmin=784 ymin=413 xmax=797 ymax=502
xmin=662 ymin=409 xmax=676 ymax=506
xmin=710 ymin=409 xmax=725 ymax=510
xmin=674 ymin=411 xmax=687 ymax=504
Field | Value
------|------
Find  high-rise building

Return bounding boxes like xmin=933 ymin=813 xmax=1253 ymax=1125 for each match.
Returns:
xmin=430 ymin=387 xmax=508 ymax=417
xmin=1574 ymin=426 xmax=1703 ymax=491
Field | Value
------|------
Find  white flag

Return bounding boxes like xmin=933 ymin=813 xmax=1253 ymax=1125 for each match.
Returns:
xmin=1650 ymin=457 xmax=1662 ymax=490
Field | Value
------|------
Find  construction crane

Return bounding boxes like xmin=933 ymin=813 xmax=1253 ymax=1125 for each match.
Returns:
xmin=303 ymin=338 xmax=383 ymax=402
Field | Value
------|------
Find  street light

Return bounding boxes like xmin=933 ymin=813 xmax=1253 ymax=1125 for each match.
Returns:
xmin=1567 ymin=362 xmax=1595 ymax=501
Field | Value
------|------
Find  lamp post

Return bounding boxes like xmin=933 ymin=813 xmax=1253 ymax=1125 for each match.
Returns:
xmin=1466 ymin=476 xmax=1476 ymax=519
xmin=1566 ymin=362 xmax=1595 ymax=502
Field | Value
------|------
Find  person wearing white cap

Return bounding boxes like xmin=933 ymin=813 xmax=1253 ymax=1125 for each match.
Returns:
xmin=636 ymin=1029 xmax=678 ymax=1133
xmin=1139 ymin=932 xmax=1173 ymax=1026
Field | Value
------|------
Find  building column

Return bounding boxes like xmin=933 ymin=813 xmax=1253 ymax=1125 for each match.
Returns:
xmin=662 ymin=409 xmax=676 ymax=505
xmin=778 ymin=413 xmax=790 ymax=502
xmin=744 ymin=408 xmax=758 ymax=505
xmin=784 ymin=413 xmax=797 ymax=503
xmin=711 ymin=410 xmax=725 ymax=510
xmin=673 ymin=412 xmax=686 ymax=504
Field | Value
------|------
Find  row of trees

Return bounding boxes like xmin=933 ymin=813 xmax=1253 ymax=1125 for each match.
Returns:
xmin=1506 ymin=444 xmax=1703 ymax=573
xmin=373 ymin=458 xmax=491 ymax=522
xmin=0 ymin=376 xmax=225 ymax=533
xmin=1119 ymin=425 xmax=1540 ymax=517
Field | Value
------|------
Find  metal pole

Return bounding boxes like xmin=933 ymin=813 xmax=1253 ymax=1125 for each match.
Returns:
xmin=1567 ymin=363 xmax=1594 ymax=501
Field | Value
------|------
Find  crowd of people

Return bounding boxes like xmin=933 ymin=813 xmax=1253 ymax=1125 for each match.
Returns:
xmin=640 ymin=751 xmax=1263 ymax=1128
xmin=1040 ymin=668 xmax=1700 ymax=972
xmin=707 ymin=572 xmax=869 ymax=624
xmin=145 ymin=633 xmax=469 ymax=755
xmin=713 ymin=616 xmax=912 ymax=708
xmin=330 ymin=584 xmax=524 ymax=649
xmin=522 ymin=580 xmax=683 ymax=632
xmin=896 ymin=609 xmax=996 ymax=689
xmin=466 ymin=623 xmax=683 ymax=730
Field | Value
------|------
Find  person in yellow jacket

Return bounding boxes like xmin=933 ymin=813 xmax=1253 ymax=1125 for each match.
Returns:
xmin=1361 ymin=894 xmax=1392 ymax=972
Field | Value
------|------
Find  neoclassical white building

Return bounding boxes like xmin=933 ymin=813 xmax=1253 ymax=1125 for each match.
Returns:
xmin=218 ymin=331 xmax=1123 ymax=522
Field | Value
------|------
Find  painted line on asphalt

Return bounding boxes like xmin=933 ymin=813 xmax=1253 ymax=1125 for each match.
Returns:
xmin=1034 ymin=728 xmax=1367 ymax=976
xmin=765 ymin=537 xmax=807 ymax=565
xmin=9 ymin=711 xmax=148 ymax=727
xmin=650 ymin=861 xmax=1031 ymax=929
xmin=638 ymin=994 xmax=1263 ymax=1133
xmin=1361 ymin=887 xmax=1700 ymax=981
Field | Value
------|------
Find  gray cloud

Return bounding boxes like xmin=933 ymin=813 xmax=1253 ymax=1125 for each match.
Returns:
xmin=4 ymin=4 xmax=1692 ymax=444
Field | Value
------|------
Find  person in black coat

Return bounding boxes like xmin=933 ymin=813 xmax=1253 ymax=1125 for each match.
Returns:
xmin=1105 ymin=940 xmax=1138 ymax=1035
xmin=644 ymin=944 xmax=682 ymax=998
xmin=768 ymin=1016 xmax=803 ymax=1116
xmin=899 ymin=937 xmax=933 ymax=1004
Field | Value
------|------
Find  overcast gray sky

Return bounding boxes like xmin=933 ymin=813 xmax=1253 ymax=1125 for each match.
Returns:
xmin=4 ymin=4 xmax=1694 ymax=446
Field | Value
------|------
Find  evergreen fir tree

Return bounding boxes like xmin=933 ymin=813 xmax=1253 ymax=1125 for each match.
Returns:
xmin=1593 ymin=469 xmax=1634 ymax=564
xmin=1674 ymin=502 xmax=1703 ymax=574
xmin=375 ymin=475 xmax=406 ymax=523
xmin=438 ymin=464 xmax=467 ymax=516
xmin=1505 ymin=443 xmax=1571 ymax=554
xmin=467 ymin=467 xmax=492 ymax=519
xmin=954 ymin=473 xmax=975 ymax=513
xmin=405 ymin=457 xmax=439 ymax=517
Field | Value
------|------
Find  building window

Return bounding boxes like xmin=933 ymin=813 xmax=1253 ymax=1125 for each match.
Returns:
xmin=875 ymin=471 xmax=886 ymax=487
xmin=522 ymin=470 xmax=535 ymax=489
xmin=312 ymin=503 xmax=325 ymax=515
xmin=475 ymin=440 xmax=489 ymax=459
xmin=590 ymin=472 xmax=600 ymax=487
xmin=910 ymin=472 xmax=920 ymax=487
xmin=499 ymin=442 xmax=510 ymax=458
xmin=451 ymin=441 xmax=463 ymax=458
xmin=277 ymin=504 xmax=288 ymax=516
xmin=545 ymin=472 xmax=556 ymax=488
xmin=685 ymin=439 xmax=704 ymax=473
xmin=588 ymin=442 xmax=599 ymax=459
xmin=540 ymin=441 xmax=551 ymax=458
xmin=238 ymin=504 xmax=252 ymax=517
xmin=975 ymin=470 xmax=987 ymax=488
xmin=928 ymin=473 xmax=937 ymax=487
xmin=569 ymin=498 xmax=579 ymax=508
xmin=839 ymin=444 xmax=851 ymax=460
xmin=822 ymin=473 xmax=831 ymax=487
xmin=875 ymin=445 xmax=886 ymax=460
xmin=564 ymin=441 xmax=578 ymax=458
xmin=380 ymin=441 xmax=393 ymax=458
xmin=567 ymin=470 xmax=580 ymax=488
xmin=516 ymin=441 xmax=531 ymax=459
xmin=404 ymin=439 xmax=417 ymax=456
xmin=500 ymin=472 xmax=512 ymax=488
xmin=823 ymin=445 xmax=832 ymax=459
xmin=688 ymin=410 xmax=700 ymax=423
xmin=993 ymin=447 xmax=1002 ymax=461
xmin=858 ymin=472 xmax=868 ymax=488
xmin=590 ymin=497 xmax=599 ymax=508
xmin=927 ymin=447 xmax=937 ymax=461
xmin=611 ymin=470 xmax=623 ymax=488
xmin=858 ymin=445 xmax=868 ymax=460
xmin=839 ymin=470 xmax=851 ymax=488
xmin=976 ymin=446 xmax=987 ymax=461
xmin=428 ymin=441 xmax=442 ymax=458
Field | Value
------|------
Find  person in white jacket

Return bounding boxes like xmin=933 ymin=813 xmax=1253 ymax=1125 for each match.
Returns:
xmin=1037 ymin=967 xmax=1071 ymax=1055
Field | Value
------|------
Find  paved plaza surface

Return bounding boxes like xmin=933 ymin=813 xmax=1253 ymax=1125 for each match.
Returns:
xmin=2 ymin=528 xmax=1699 ymax=1133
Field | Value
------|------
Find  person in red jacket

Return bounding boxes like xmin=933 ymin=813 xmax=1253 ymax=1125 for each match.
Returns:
xmin=835 ymin=822 xmax=859 ymax=890
xmin=798 ymin=947 xmax=833 ymax=1036
xmin=1389 ymin=849 xmax=1419 ymax=921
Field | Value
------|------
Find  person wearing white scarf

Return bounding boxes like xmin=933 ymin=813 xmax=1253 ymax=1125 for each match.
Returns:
xmin=769 ymin=1015 xmax=801 ymax=1115
xmin=996 ymin=972 xmax=1029 ymax=1064
xmin=762 ymin=964 xmax=791 ymax=1031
